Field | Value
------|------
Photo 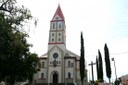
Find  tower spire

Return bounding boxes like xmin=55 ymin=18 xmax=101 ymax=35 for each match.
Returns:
xmin=52 ymin=4 xmax=65 ymax=21
xmin=58 ymin=3 xmax=60 ymax=6
xmin=58 ymin=0 xmax=60 ymax=5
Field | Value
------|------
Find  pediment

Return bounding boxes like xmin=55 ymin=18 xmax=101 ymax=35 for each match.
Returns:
xmin=53 ymin=15 xmax=62 ymax=20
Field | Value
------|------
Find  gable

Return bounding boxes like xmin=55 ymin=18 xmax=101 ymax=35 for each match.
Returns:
xmin=48 ymin=45 xmax=64 ymax=59
xmin=53 ymin=15 xmax=62 ymax=20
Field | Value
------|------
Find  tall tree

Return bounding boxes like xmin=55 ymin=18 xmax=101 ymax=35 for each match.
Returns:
xmin=25 ymin=53 xmax=40 ymax=83
xmin=0 ymin=0 xmax=39 ymax=85
xmin=98 ymin=50 xmax=104 ymax=82
xmin=104 ymin=43 xmax=112 ymax=83
xmin=80 ymin=32 xmax=85 ymax=85
xmin=96 ymin=56 xmax=99 ymax=80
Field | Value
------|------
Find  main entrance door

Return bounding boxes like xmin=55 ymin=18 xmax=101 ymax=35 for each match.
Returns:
xmin=53 ymin=73 xmax=58 ymax=83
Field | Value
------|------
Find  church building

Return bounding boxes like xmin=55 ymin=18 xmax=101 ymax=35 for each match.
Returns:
xmin=33 ymin=4 xmax=87 ymax=85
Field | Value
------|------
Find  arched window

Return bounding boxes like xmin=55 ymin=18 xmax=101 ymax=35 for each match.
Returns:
xmin=68 ymin=61 xmax=71 ymax=67
xmin=52 ymin=33 xmax=54 ymax=36
xmin=42 ymin=62 xmax=45 ymax=68
xmin=68 ymin=72 xmax=71 ymax=78
xmin=53 ymin=23 xmax=55 ymax=29
xmin=58 ymin=22 xmax=62 ymax=29
xmin=41 ymin=73 xmax=44 ymax=78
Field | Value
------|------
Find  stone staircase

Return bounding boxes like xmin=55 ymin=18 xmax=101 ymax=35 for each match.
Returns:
xmin=33 ymin=83 xmax=74 ymax=85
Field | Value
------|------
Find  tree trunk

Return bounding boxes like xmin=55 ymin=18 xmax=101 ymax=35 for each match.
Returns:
xmin=10 ymin=75 xmax=15 ymax=85
xmin=81 ymin=80 xmax=83 ymax=85
xmin=109 ymin=78 xmax=111 ymax=84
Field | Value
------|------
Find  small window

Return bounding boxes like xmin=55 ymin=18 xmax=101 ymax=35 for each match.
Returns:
xmin=42 ymin=62 xmax=45 ymax=68
xmin=56 ymin=61 xmax=58 ymax=64
xmin=59 ymin=61 xmax=61 ymax=64
xmin=68 ymin=61 xmax=71 ymax=67
xmin=71 ymin=63 xmax=73 ymax=67
xmin=58 ymin=33 xmax=61 ymax=36
xmin=52 ymin=38 xmax=54 ymax=42
xmin=58 ymin=22 xmax=62 ymax=29
xmin=58 ymin=38 xmax=61 ymax=42
xmin=52 ymin=33 xmax=54 ymax=36
xmin=50 ymin=61 xmax=52 ymax=65
xmin=56 ymin=17 xmax=59 ymax=19
xmin=41 ymin=73 xmax=44 ymax=78
xmin=53 ymin=23 xmax=55 ymax=29
xmin=68 ymin=72 xmax=71 ymax=78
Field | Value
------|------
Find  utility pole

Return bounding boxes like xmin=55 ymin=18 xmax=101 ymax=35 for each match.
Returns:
xmin=112 ymin=58 xmax=117 ymax=80
xmin=88 ymin=61 xmax=96 ymax=84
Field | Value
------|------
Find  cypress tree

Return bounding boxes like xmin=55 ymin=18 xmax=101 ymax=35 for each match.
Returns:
xmin=104 ymin=43 xmax=111 ymax=83
xmin=96 ymin=56 xmax=99 ymax=80
xmin=80 ymin=32 xmax=85 ymax=85
xmin=98 ymin=50 xmax=104 ymax=82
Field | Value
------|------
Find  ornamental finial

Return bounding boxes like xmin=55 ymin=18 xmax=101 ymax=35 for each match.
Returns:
xmin=58 ymin=0 xmax=60 ymax=6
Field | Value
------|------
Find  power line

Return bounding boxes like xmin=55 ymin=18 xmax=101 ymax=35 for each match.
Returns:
xmin=111 ymin=51 xmax=128 ymax=55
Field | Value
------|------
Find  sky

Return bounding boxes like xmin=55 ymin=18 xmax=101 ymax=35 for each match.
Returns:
xmin=17 ymin=0 xmax=128 ymax=82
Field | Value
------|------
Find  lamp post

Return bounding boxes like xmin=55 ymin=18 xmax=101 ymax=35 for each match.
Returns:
xmin=112 ymin=58 xmax=118 ymax=80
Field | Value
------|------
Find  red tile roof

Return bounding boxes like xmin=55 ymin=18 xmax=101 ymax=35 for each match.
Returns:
xmin=52 ymin=4 xmax=65 ymax=21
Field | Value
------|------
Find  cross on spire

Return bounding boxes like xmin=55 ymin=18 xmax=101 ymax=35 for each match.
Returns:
xmin=58 ymin=0 xmax=60 ymax=4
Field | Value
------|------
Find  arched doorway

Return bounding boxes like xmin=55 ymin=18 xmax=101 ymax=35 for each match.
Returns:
xmin=53 ymin=72 xmax=58 ymax=83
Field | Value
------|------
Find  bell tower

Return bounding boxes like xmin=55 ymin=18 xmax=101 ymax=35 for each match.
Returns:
xmin=47 ymin=4 xmax=66 ymax=83
xmin=48 ymin=4 xmax=66 ymax=48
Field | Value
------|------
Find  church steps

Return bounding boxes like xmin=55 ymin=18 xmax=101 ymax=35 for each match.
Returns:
xmin=33 ymin=83 xmax=74 ymax=85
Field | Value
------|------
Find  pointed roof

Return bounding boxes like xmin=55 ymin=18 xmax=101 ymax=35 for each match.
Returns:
xmin=52 ymin=4 xmax=65 ymax=21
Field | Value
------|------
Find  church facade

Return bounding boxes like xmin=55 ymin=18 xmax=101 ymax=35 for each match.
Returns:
xmin=33 ymin=5 xmax=87 ymax=84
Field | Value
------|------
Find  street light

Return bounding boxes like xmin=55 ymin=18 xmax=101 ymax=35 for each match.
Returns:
xmin=112 ymin=58 xmax=118 ymax=80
